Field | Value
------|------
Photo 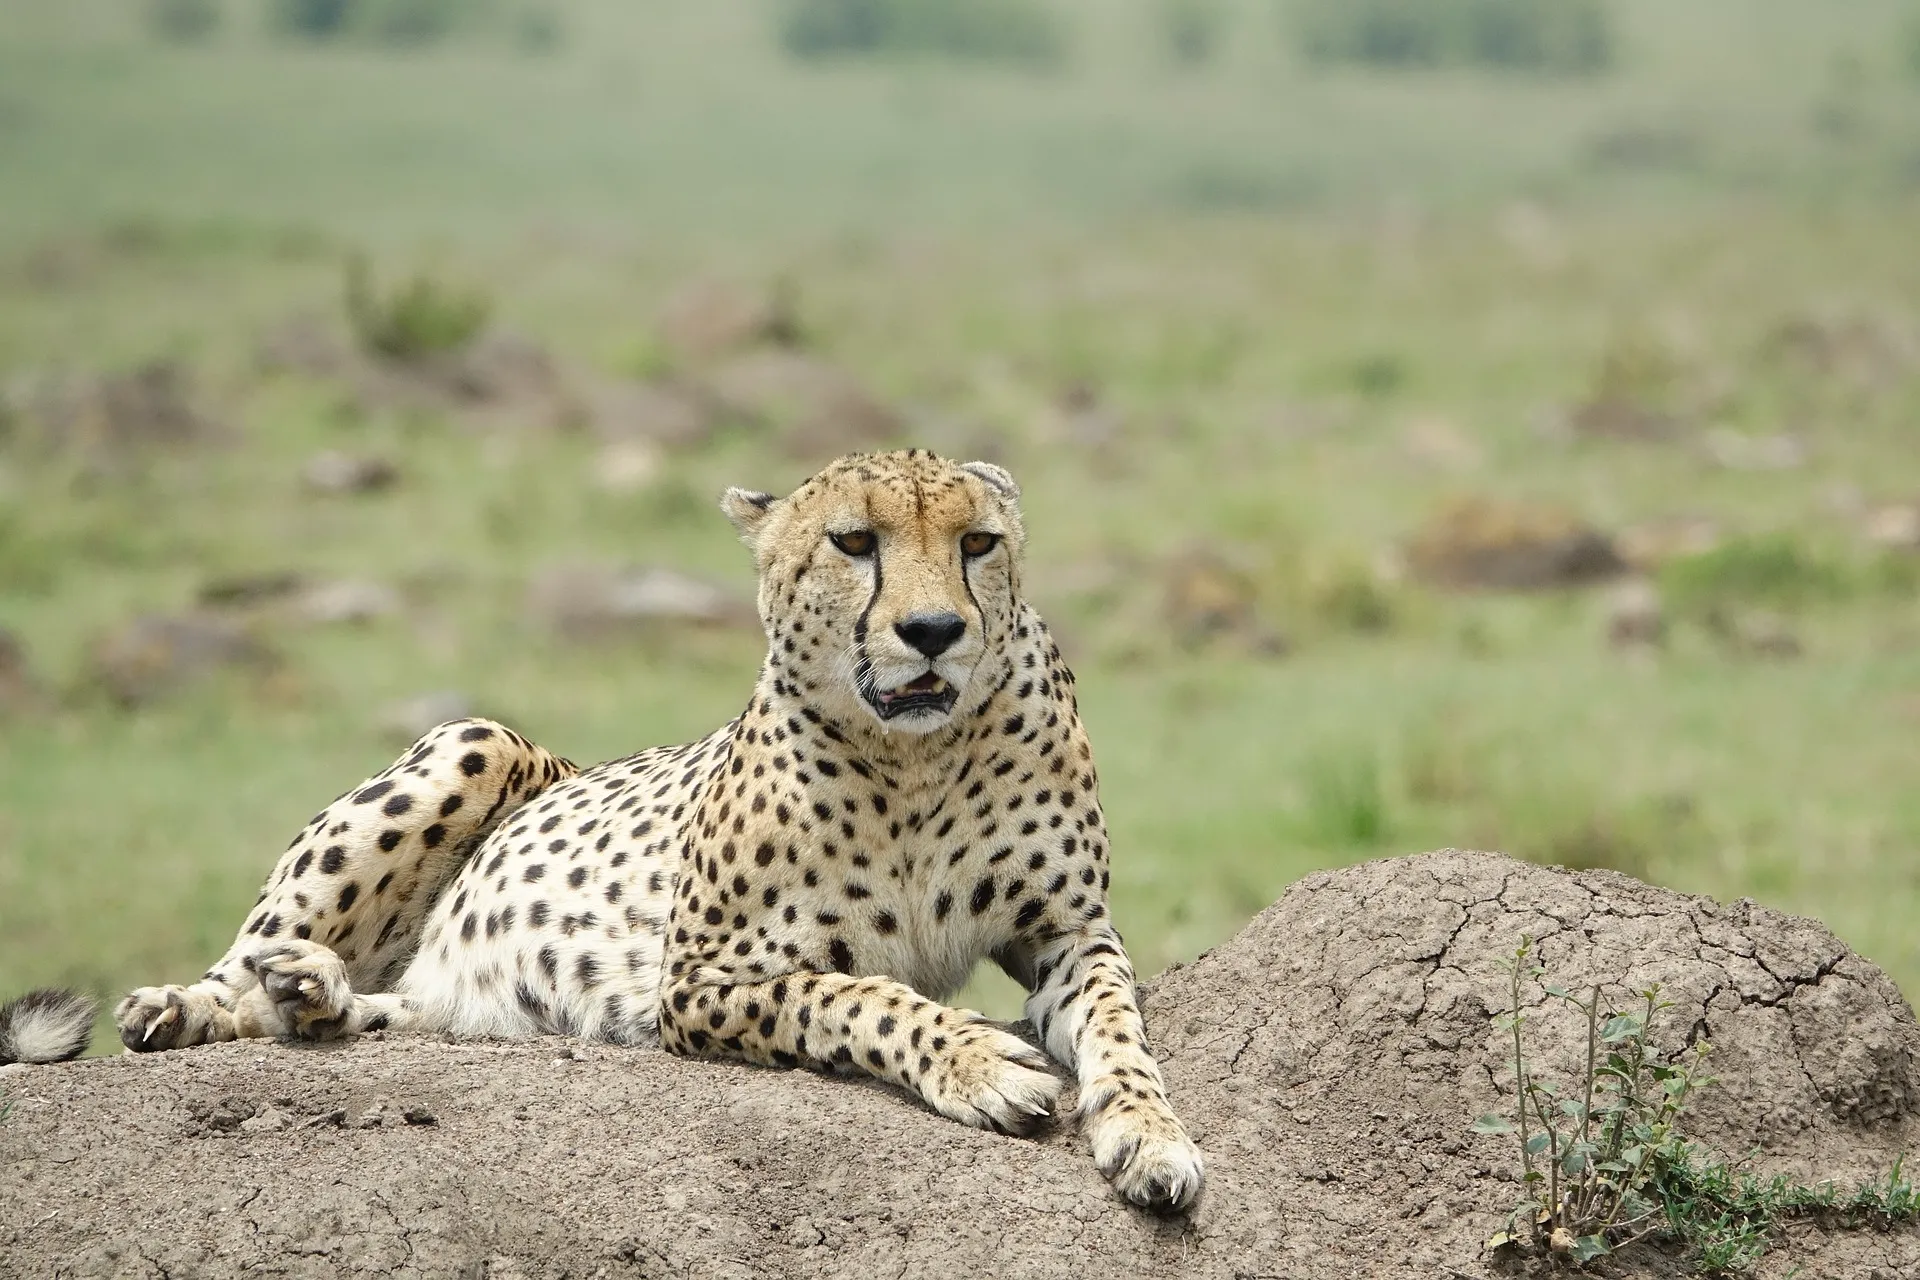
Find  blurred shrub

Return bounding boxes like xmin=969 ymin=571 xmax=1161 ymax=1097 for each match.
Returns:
xmin=1659 ymin=535 xmax=1851 ymax=614
xmin=1290 ymin=0 xmax=1614 ymax=75
xmin=269 ymin=0 xmax=353 ymax=37
xmin=269 ymin=0 xmax=464 ymax=46
xmin=779 ymin=0 xmax=1066 ymax=67
xmin=512 ymin=4 xmax=563 ymax=54
xmin=147 ymin=0 xmax=222 ymax=41
xmin=1301 ymin=751 xmax=1392 ymax=848
xmin=345 ymin=257 xmax=490 ymax=362
xmin=1159 ymin=0 xmax=1226 ymax=67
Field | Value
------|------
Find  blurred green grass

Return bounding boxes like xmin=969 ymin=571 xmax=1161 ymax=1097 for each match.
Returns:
xmin=1 ymin=1 xmax=1918 ymax=1040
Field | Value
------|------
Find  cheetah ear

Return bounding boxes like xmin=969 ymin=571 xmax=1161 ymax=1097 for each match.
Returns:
xmin=720 ymin=487 xmax=778 ymax=540
xmin=961 ymin=461 xmax=1020 ymax=502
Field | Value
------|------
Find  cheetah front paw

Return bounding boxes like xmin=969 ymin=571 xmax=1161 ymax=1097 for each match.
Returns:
xmin=920 ymin=1022 xmax=1063 ymax=1137
xmin=115 ymin=986 xmax=233 ymax=1053
xmin=1080 ymin=1085 xmax=1206 ymax=1213
xmin=236 ymin=941 xmax=354 ymax=1040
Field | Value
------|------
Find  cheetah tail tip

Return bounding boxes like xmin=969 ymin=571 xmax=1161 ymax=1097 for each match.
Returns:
xmin=0 ymin=988 xmax=98 ymax=1065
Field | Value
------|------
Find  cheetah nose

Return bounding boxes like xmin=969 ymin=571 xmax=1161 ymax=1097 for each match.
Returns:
xmin=894 ymin=611 xmax=966 ymax=659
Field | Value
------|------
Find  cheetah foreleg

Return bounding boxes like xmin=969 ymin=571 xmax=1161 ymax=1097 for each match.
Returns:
xmin=660 ymin=971 xmax=1063 ymax=1135
xmin=1023 ymin=927 xmax=1206 ymax=1212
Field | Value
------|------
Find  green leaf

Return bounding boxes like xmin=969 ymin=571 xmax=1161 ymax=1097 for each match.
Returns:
xmin=1571 ymin=1235 xmax=1611 ymax=1262
xmin=1542 ymin=983 xmax=1572 ymax=998
xmin=1558 ymin=1098 xmax=1588 ymax=1117
xmin=1526 ymin=1134 xmax=1551 ymax=1156
xmin=1472 ymin=1113 xmax=1518 ymax=1135
xmin=1486 ymin=1230 xmax=1516 ymax=1252
xmin=1600 ymin=1014 xmax=1642 ymax=1042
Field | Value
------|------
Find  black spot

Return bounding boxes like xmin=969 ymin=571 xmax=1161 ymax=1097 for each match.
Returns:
xmin=422 ymin=823 xmax=447 ymax=849
xmin=829 ymin=939 xmax=854 ymax=973
xmin=538 ymin=946 xmax=558 ymax=979
xmin=523 ymin=864 xmax=547 ymax=883
xmin=461 ymin=912 xmax=478 ymax=941
xmin=874 ymin=911 xmax=898 ymax=935
xmin=377 ymin=830 xmax=403 ymax=853
xmin=292 ymin=849 xmax=314 ymax=878
xmin=460 ymin=752 xmax=487 ymax=776
xmin=576 ymin=954 xmax=600 ymax=987
xmin=568 ymin=867 xmax=588 ymax=889
xmin=439 ymin=794 xmax=465 ymax=817
xmin=353 ymin=780 xmax=394 ymax=805
xmin=876 ymin=1015 xmax=896 ymax=1037
xmin=1015 ymin=899 xmax=1045 ymax=930
xmin=970 ymin=877 xmax=995 ymax=915
xmin=320 ymin=846 xmax=348 ymax=875
xmin=374 ymin=871 xmax=395 ymax=894
xmin=529 ymin=901 xmax=551 ymax=928
xmin=382 ymin=793 xmax=414 ymax=817
xmin=337 ymin=883 xmax=360 ymax=912
xmin=934 ymin=891 xmax=953 ymax=921
xmin=460 ymin=725 xmax=495 ymax=742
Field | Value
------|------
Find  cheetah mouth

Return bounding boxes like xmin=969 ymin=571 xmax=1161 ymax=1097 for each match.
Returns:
xmin=869 ymin=672 xmax=958 ymax=720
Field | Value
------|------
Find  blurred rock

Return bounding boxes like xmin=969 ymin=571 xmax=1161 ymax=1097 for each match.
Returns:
xmin=1406 ymin=497 xmax=1626 ymax=591
xmin=527 ymin=564 xmax=757 ymax=638
xmin=254 ymin=313 xmax=351 ymax=379
xmin=1604 ymin=578 xmax=1665 ymax=649
xmin=591 ymin=441 xmax=664 ymax=495
xmin=1763 ymin=307 xmax=1918 ymax=388
xmin=301 ymin=450 xmax=399 ymax=495
xmin=1399 ymin=414 xmax=1481 ymax=472
xmin=1563 ymin=396 xmax=1679 ymax=442
xmin=1703 ymin=429 xmax=1806 ymax=472
xmin=706 ymin=351 xmax=901 ymax=458
xmin=198 ymin=571 xmax=307 ymax=609
xmin=1863 ymin=502 xmax=1920 ymax=552
xmin=89 ymin=613 xmax=275 ymax=707
xmin=290 ymin=579 xmax=404 ymax=626
xmin=658 ymin=279 xmax=798 ymax=365
xmin=1056 ymin=383 xmax=1124 ymax=453
xmin=8 ymin=360 xmax=227 ymax=458
xmin=584 ymin=379 xmax=717 ymax=450
xmin=352 ymin=330 xmax=583 ymax=432
xmin=1162 ymin=548 xmax=1287 ymax=656
xmin=1616 ymin=515 xmax=1721 ymax=572
xmin=1706 ymin=608 xmax=1802 ymax=660
xmin=0 ymin=626 xmax=46 ymax=716
xmin=377 ymin=691 xmax=476 ymax=743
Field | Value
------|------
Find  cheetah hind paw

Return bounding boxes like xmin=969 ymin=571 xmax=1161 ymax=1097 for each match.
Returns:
xmin=925 ymin=1023 xmax=1064 ymax=1138
xmin=115 ymin=985 xmax=232 ymax=1053
xmin=241 ymin=941 xmax=355 ymax=1041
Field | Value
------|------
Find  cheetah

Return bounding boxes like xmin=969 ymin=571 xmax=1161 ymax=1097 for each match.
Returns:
xmin=5 ymin=450 xmax=1205 ymax=1211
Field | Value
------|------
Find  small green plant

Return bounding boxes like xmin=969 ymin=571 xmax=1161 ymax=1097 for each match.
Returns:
xmin=1291 ymin=0 xmax=1613 ymax=76
xmin=344 ymin=256 xmax=490 ymax=362
xmin=1478 ymin=938 xmax=1918 ymax=1272
xmin=1659 ymin=535 xmax=1852 ymax=615
xmin=779 ymin=0 xmax=1066 ymax=68
xmin=146 ymin=0 xmax=222 ymax=42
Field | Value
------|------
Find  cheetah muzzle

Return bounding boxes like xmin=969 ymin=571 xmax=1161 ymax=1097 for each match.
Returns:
xmin=13 ymin=449 xmax=1207 ymax=1214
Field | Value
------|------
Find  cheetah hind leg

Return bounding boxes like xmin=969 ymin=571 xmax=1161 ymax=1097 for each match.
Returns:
xmin=229 ymin=940 xmax=427 ymax=1041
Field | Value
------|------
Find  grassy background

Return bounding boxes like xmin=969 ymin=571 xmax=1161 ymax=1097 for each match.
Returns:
xmin=1 ymin=0 xmax=1918 ymax=1040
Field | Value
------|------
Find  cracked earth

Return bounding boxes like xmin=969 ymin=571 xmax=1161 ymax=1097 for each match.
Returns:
xmin=3 ymin=851 xmax=1916 ymax=1278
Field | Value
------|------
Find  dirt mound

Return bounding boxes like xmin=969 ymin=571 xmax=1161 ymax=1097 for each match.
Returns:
xmin=3 ymin=852 xmax=1915 ymax=1278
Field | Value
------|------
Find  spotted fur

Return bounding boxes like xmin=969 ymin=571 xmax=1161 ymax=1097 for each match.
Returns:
xmin=96 ymin=450 xmax=1203 ymax=1211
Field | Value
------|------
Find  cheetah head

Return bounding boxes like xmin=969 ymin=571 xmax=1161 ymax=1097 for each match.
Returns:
xmin=721 ymin=450 xmax=1026 ymax=737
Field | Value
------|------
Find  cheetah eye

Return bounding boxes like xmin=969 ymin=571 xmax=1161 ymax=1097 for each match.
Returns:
xmin=960 ymin=531 xmax=1000 ymax=558
xmin=829 ymin=530 xmax=876 ymax=557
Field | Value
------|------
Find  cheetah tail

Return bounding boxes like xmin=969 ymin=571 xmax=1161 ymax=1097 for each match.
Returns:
xmin=0 ymin=988 xmax=97 ymax=1065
